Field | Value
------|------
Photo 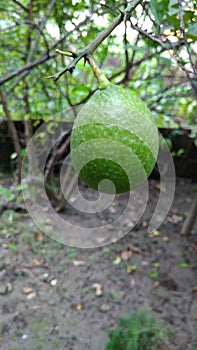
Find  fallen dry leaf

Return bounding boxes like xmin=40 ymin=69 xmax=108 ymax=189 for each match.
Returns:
xmin=167 ymin=214 xmax=183 ymax=224
xmin=122 ymin=218 xmax=134 ymax=227
xmin=141 ymin=220 xmax=148 ymax=228
xmin=33 ymin=259 xmax=42 ymax=266
xmin=0 ymin=285 xmax=8 ymax=295
xmin=162 ymin=236 xmax=170 ymax=243
xmin=50 ymin=279 xmax=57 ymax=286
xmin=73 ymin=260 xmax=85 ymax=266
xmin=128 ymin=244 xmax=145 ymax=255
xmin=34 ymin=230 xmax=44 ymax=241
xmin=75 ymin=303 xmax=84 ymax=311
xmin=27 ymin=291 xmax=37 ymax=300
xmin=42 ymin=206 xmax=49 ymax=212
xmin=23 ymin=287 xmax=33 ymax=294
xmin=149 ymin=230 xmax=160 ymax=238
xmin=92 ymin=283 xmax=102 ymax=296
xmin=109 ymin=206 xmax=116 ymax=214
xmin=40 ymin=273 xmax=49 ymax=281
xmin=102 ymin=247 xmax=110 ymax=253
xmin=127 ymin=265 xmax=131 ymax=274
xmin=100 ymin=303 xmax=110 ymax=312
xmin=130 ymin=278 xmax=136 ymax=287
xmin=0 ymin=269 xmax=6 ymax=279
xmin=6 ymin=283 xmax=12 ymax=292
xmin=154 ymin=281 xmax=159 ymax=288
xmin=127 ymin=265 xmax=137 ymax=274
xmin=154 ymin=182 xmax=161 ymax=190
xmin=96 ymin=237 xmax=106 ymax=243
xmin=121 ymin=250 xmax=132 ymax=261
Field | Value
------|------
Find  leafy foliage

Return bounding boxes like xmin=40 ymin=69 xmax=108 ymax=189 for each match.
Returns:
xmin=105 ymin=309 xmax=166 ymax=350
xmin=0 ymin=0 xmax=196 ymax=132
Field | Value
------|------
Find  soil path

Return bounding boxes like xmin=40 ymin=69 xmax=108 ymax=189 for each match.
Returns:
xmin=0 ymin=180 xmax=196 ymax=350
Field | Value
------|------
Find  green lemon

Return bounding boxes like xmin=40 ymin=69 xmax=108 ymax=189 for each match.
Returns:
xmin=70 ymin=84 xmax=159 ymax=194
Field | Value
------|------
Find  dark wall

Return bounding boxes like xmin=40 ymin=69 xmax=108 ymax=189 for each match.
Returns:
xmin=0 ymin=121 xmax=196 ymax=179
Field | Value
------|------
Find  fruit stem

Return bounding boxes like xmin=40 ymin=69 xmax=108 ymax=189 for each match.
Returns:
xmin=87 ymin=55 xmax=112 ymax=90
xmin=55 ymin=49 xmax=76 ymax=57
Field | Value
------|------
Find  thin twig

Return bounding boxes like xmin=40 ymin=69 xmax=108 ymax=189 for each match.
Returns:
xmin=100 ymin=3 xmax=119 ymax=16
xmin=0 ymin=53 xmax=57 ymax=86
xmin=130 ymin=22 xmax=194 ymax=75
xmin=123 ymin=18 xmax=130 ymax=86
xmin=110 ymin=47 xmax=165 ymax=82
xmin=0 ymin=20 xmax=34 ymax=33
xmin=27 ymin=0 xmax=56 ymax=63
xmin=12 ymin=0 xmax=28 ymax=12
xmin=177 ymin=0 xmax=197 ymax=75
xmin=0 ymin=17 xmax=92 ymax=87
xmin=1 ymin=20 xmax=50 ymax=59
xmin=44 ymin=133 xmax=71 ymax=181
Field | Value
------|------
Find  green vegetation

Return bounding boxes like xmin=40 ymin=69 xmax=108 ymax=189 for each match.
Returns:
xmin=0 ymin=1 xmax=196 ymax=129
xmin=105 ymin=309 xmax=167 ymax=350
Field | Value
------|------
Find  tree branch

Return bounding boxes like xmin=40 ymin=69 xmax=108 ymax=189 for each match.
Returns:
xmin=0 ymin=16 xmax=92 ymax=87
xmin=177 ymin=0 xmax=197 ymax=75
xmin=47 ymin=0 xmax=144 ymax=81
xmin=109 ymin=47 xmax=165 ymax=82
xmin=0 ymin=53 xmax=57 ymax=86
xmin=27 ymin=0 xmax=56 ymax=63
xmin=130 ymin=22 xmax=194 ymax=75
xmin=181 ymin=193 xmax=197 ymax=235
xmin=12 ymin=0 xmax=28 ymax=12
xmin=123 ymin=19 xmax=130 ymax=86
xmin=0 ymin=20 xmax=50 ymax=54
xmin=0 ymin=0 xmax=56 ymax=88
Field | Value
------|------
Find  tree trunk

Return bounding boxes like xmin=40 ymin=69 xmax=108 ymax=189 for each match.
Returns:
xmin=0 ymin=89 xmax=22 ymax=182
xmin=181 ymin=193 xmax=197 ymax=235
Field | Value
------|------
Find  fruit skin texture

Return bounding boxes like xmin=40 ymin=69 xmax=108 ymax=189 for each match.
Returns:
xmin=70 ymin=84 xmax=159 ymax=194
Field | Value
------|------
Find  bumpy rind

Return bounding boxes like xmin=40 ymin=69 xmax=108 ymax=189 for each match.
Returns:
xmin=71 ymin=85 xmax=159 ymax=193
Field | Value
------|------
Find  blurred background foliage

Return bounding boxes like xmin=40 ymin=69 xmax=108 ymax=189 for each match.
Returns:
xmin=0 ymin=0 xmax=196 ymax=129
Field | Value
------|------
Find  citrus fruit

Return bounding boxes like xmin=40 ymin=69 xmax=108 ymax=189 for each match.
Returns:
xmin=70 ymin=84 xmax=159 ymax=194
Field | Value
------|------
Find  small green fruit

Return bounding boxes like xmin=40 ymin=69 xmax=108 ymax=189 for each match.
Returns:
xmin=71 ymin=84 xmax=159 ymax=194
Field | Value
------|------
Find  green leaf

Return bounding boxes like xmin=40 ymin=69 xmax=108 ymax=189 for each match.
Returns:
xmin=168 ymin=0 xmax=179 ymax=15
xmin=159 ymin=56 xmax=172 ymax=67
xmin=152 ymin=262 xmax=160 ymax=268
xmin=150 ymin=0 xmax=170 ymax=24
xmin=109 ymin=290 xmax=120 ymax=302
xmin=8 ymin=242 xmax=18 ymax=251
xmin=144 ymin=37 xmax=160 ymax=48
xmin=188 ymin=22 xmax=197 ymax=36
xmin=5 ymin=192 xmax=15 ymax=201
xmin=177 ymin=148 xmax=184 ymax=156
xmin=166 ymin=14 xmax=180 ymax=28
xmin=179 ymin=262 xmax=189 ymax=268
xmin=126 ymin=45 xmax=146 ymax=52
xmin=13 ymin=183 xmax=29 ymax=191
xmin=150 ymin=271 xmax=158 ymax=279
xmin=113 ymin=257 xmax=121 ymax=265
xmin=0 ymin=186 xmax=15 ymax=202
xmin=183 ymin=11 xmax=196 ymax=24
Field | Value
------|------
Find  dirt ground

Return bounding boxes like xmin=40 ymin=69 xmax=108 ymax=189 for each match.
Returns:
xmin=0 ymin=178 xmax=197 ymax=350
